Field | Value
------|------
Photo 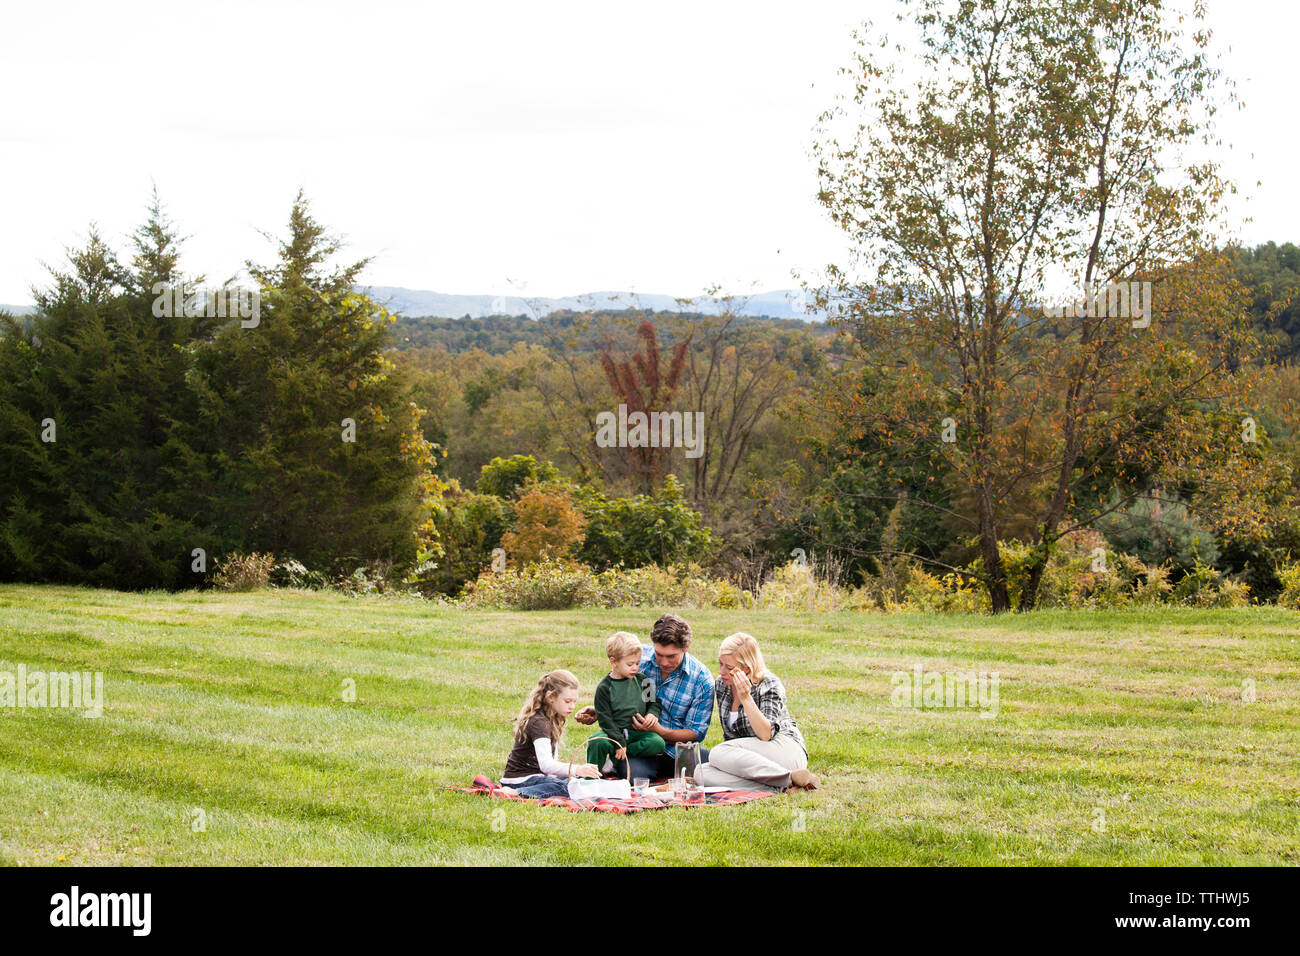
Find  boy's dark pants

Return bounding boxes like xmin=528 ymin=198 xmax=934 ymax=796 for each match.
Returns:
xmin=586 ymin=729 xmax=665 ymax=772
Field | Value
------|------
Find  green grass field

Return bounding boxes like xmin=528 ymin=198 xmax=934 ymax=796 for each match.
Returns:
xmin=1 ymin=585 xmax=1297 ymax=866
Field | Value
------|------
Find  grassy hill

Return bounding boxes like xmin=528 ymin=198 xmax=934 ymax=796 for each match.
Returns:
xmin=1 ymin=585 xmax=1296 ymax=865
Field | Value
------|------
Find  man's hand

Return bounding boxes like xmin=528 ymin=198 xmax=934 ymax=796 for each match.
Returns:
xmin=632 ymin=712 xmax=662 ymax=733
xmin=574 ymin=706 xmax=597 ymax=725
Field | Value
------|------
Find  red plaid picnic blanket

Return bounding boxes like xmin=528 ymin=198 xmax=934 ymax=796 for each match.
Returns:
xmin=452 ymin=774 xmax=777 ymax=813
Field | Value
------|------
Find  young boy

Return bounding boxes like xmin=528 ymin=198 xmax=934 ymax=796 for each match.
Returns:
xmin=586 ymin=631 xmax=666 ymax=774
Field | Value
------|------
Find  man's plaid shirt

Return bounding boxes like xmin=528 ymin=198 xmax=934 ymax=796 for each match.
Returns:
xmin=715 ymin=672 xmax=807 ymax=754
xmin=639 ymin=644 xmax=714 ymax=758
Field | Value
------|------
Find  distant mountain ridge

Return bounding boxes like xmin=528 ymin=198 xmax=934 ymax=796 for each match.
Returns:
xmin=360 ymin=287 xmax=822 ymax=320
xmin=3 ymin=287 xmax=823 ymax=321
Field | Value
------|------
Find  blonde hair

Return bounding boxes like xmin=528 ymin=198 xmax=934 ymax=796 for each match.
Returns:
xmin=605 ymin=631 xmax=641 ymax=661
xmin=513 ymin=669 xmax=579 ymax=745
xmin=719 ymin=632 xmax=767 ymax=683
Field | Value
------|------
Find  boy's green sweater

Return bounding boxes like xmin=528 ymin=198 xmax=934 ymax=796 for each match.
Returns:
xmin=594 ymin=673 xmax=662 ymax=745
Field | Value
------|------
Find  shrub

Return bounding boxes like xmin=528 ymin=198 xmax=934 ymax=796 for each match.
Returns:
xmin=476 ymin=454 xmax=559 ymax=500
xmin=460 ymin=558 xmax=598 ymax=610
xmin=500 ymin=482 xmax=587 ymax=565
xmin=1276 ymin=558 xmax=1300 ymax=609
xmin=331 ymin=559 xmax=404 ymax=597
xmin=268 ymin=557 xmax=327 ymax=590
xmin=876 ymin=532 xmax=1225 ymax=612
xmin=961 ymin=532 xmax=1144 ymax=610
xmin=460 ymin=559 xmax=744 ymax=611
xmin=400 ymin=547 xmax=441 ymax=594
xmin=211 ymin=552 xmax=275 ymax=591
xmin=424 ymin=484 xmax=511 ymax=594
xmin=1132 ymin=560 xmax=1174 ymax=606
xmin=1097 ymin=493 xmax=1220 ymax=573
xmin=453 ymin=541 xmax=1260 ymax=612
xmin=598 ymin=563 xmax=741 ymax=609
xmin=1170 ymin=557 xmax=1251 ymax=608
xmin=576 ymin=474 xmax=711 ymax=570
xmin=1211 ymin=577 xmax=1253 ymax=608
xmin=755 ymin=559 xmax=848 ymax=611
xmin=900 ymin=568 xmax=987 ymax=613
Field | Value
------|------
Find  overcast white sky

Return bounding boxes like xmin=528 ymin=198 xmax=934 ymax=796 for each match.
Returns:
xmin=1 ymin=0 xmax=1294 ymax=304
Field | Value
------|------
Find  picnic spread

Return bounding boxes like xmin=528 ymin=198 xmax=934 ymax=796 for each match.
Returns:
xmin=453 ymin=774 xmax=777 ymax=814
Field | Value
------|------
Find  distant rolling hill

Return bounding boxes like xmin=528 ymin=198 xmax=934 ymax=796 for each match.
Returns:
xmin=2 ymin=288 xmax=824 ymax=321
xmin=359 ymin=287 xmax=822 ymax=320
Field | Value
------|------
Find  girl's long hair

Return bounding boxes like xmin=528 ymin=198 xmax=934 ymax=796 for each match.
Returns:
xmin=513 ymin=669 xmax=579 ymax=745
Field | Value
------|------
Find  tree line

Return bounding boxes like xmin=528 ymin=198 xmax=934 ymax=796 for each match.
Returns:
xmin=3 ymin=187 xmax=1297 ymax=605
xmin=0 ymin=191 xmax=437 ymax=589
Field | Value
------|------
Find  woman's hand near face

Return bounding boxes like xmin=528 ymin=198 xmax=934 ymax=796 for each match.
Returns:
xmin=730 ymin=669 xmax=752 ymax=701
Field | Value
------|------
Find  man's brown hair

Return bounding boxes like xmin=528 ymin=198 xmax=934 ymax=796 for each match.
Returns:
xmin=650 ymin=613 xmax=691 ymax=649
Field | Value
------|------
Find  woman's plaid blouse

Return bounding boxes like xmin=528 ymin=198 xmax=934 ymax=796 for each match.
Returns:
xmin=715 ymin=672 xmax=807 ymax=754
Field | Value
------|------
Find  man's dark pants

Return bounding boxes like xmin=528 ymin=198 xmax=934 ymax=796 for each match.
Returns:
xmin=624 ymin=747 xmax=710 ymax=781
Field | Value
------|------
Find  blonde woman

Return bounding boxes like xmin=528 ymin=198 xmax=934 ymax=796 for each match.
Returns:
xmin=693 ymin=633 xmax=820 ymax=792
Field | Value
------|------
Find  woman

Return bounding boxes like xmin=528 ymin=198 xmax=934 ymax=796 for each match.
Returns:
xmin=692 ymin=632 xmax=819 ymax=792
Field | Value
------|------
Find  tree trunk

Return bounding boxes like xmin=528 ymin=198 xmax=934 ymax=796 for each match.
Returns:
xmin=1018 ymin=543 xmax=1050 ymax=612
xmin=1019 ymin=512 xmax=1064 ymax=612
xmin=1019 ymin=429 xmax=1083 ymax=611
xmin=976 ymin=483 xmax=1011 ymax=612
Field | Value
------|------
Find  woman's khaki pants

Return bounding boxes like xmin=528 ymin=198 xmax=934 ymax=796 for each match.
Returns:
xmin=692 ymin=735 xmax=807 ymax=791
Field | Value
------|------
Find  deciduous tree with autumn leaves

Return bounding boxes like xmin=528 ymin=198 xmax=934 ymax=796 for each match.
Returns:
xmin=598 ymin=320 xmax=690 ymax=494
xmin=808 ymin=0 xmax=1281 ymax=611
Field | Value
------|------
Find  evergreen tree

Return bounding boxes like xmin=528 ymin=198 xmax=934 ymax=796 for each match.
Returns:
xmin=188 ymin=190 xmax=442 ymax=573
xmin=0 ymin=204 xmax=211 ymax=588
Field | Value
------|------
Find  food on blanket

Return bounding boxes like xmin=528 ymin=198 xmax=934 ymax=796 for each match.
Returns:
xmin=454 ymin=778 xmax=775 ymax=810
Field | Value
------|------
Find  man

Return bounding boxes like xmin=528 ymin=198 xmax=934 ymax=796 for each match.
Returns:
xmin=574 ymin=613 xmax=713 ymax=780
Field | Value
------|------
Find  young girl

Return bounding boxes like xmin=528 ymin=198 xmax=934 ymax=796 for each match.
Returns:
xmin=499 ymin=669 xmax=601 ymax=798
